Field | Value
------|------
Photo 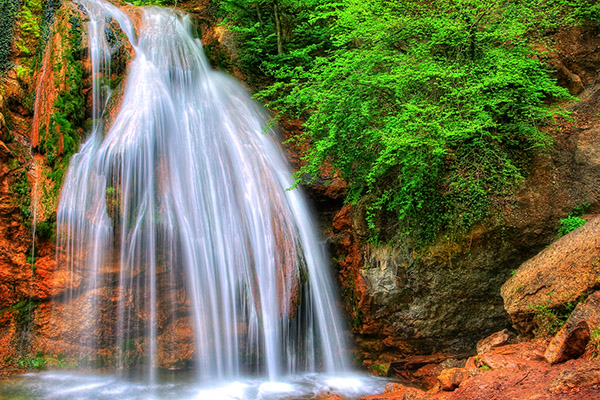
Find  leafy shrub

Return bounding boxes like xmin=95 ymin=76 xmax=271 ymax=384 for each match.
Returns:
xmin=558 ymin=215 xmax=586 ymax=236
xmin=259 ymin=0 xmax=585 ymax=243
xmin=530 ymin=299 xmax=575 ymax=337
xmin=0 ymin=0 xmax=21 ymax=71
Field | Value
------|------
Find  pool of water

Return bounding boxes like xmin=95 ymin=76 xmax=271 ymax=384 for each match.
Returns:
xmin=0 ymin=371 xmax=389 ymax=399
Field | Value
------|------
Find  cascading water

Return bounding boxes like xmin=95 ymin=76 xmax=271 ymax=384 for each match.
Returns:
xmin=0 ymin=1 xmax=390 ymax=398
xmin=58 ymin=0 xmax=348 ymax=383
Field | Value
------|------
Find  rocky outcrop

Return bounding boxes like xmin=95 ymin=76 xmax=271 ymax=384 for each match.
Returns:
xmin=501 ymin=217 xmax=600 ymax=336
xmin=326 ymin=21 xmax=600 ymax=366
xmin=367 ymin=338 xmax=600 ymax=400
xmin=0 ymin=0 xmax=92 ymax=370
xmin=544 ymin=291 xmax=600 ymax=364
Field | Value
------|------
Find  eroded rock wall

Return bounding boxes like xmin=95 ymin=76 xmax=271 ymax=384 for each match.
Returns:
xmin=326 ymin=22 xmax=600 ymax=369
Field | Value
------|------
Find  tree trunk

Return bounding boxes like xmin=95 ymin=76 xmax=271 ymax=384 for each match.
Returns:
xmin=273 ymin=1 xmax=283 ymax=55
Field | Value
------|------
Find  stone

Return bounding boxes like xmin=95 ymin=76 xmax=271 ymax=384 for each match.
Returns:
xmin=389 ymin=354 xmax=447 ymax=382
xmin=501 ymin=216 xmax=600 ymax=336
xmin=360 ymin=385 xmax=427 ymax=400
xmin=550 ymin=365 xmax=600 ymax=393
xmin=545 ymin=291 xmax=600 ymax=364
xmin=321 ymin=395 xmax=345 ymax=400
xmin=476 ymin=329 xmax=516 ymax=354
xmin=384 ymin=383 xmax=406 ymax=393
xmin=438 ymin=368 xmax=470 ymax=391
xmin=413 ymin=362 xmax=443 ymax=389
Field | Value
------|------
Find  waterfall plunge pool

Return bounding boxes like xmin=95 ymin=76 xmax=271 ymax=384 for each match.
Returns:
xmin=0 ymin=371 xmax=389 ymax=399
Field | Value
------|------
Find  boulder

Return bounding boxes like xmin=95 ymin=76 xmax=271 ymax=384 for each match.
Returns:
xmin=476 ymin=329 xmax=516 ymax=354
xmin=501 ymin=216 xmax=600 ymax=335
xmin=437 ymin=368 xmax=469 ymax=391
xmin=550 ymin=364 xmax=600 ymax=393
xmin=545 ymin=291 xmax=600 ymax=364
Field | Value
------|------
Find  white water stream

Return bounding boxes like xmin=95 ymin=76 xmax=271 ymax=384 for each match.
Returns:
xmin=0 ymin=1 xmax=389 ymax=398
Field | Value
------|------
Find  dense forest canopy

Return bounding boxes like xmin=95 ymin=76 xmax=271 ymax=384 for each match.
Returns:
xmin=216 ymin=0 xmax=599 ymax=244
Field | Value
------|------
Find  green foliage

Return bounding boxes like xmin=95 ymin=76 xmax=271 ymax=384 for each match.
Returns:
xmin=219 ymin=0 xmax=599 ymax=243
xmin=0 ymin=0 xmax=22 ymax=71
xmin=19 ymin=352 xmax=47 ymax=370
xmin=218 ymin=0 xmax=332 ymax=86
xmin=530 ymin=298 xmax=575 ymax=336
xmin=587 ymin=326 xmax=600 ymax=358
xmin=570 ymin=202 xmax=590 ymax=217
xmin=19 ymin=0 xmax=42 ymax=41
xmin=558 ymin=215 xmax=586 ymax=236
xmin=558 ymin=203 xmax=589 ymax=236
xmin=256 ymin=0 xmax=587 ymax=243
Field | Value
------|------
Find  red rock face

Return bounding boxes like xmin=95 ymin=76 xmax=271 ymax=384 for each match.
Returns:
xmin=0 ymin=1 xmax=97 ymax=371
xmin=320 ymin=22 xmax=600 ymax=371
xmin=502 ymin=218 xmax=600 ymax=336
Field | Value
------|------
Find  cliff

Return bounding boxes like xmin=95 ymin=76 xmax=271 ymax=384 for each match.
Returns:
xmin=0 ymin=0 xmax=599 ymax=385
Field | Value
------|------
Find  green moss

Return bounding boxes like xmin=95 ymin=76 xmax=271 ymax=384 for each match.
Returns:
xmin=369 ymin=363 xmax=389 ymax=376
xmin=11 ymin=168 xmax=32 ymax=225
xmin=14 ymin=0 xmax=43 ymax=70
xmin=10 ymin=299 xmax=40 ymax=335
xmin=0 ymin=0 xmax=22 ymax=72
xmin=38 ymin=10 xmax=85 ymax=208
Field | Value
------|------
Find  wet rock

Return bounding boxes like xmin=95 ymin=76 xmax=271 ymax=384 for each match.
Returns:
xmin=360 ymin=384 xmax=427 ymax=400
xmin=476 ymin=329 xmax=516 ymax=354
xmin=545 ymin=291 xmax=600 ymax=364
xmin=321 ymin=395 xmax=346 ymax=400
xmin=438 ymin=368 xmax=469 ymax=391
xmin=390 ymin=354 xmax=447 ymax=375
xmin=413 ymin=363 xmax=443 ymax=390
xmin=384 ymin=383 xmax=406 ymax=393
xmin=553 ymin=25 xmax=600 ymax=91
xmin=0 ymin=140 xmax=10 ymax=160
xmin=501 ymin=217 xmax=600 ymax=336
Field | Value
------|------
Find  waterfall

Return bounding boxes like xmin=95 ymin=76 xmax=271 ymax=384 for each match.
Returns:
xmin=54 ymin=0 xmax=349 ymax=383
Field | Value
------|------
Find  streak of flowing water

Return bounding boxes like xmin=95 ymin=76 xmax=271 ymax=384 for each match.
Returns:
xmin=54 ymin=0 xmax=350 ymax=387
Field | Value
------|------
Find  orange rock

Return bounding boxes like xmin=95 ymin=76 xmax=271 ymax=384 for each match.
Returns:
xmin=501 ymin=216 xmax=600 ymax=335
xmin=550 ymin=364 xmax=600 ymax=393
xmin=360 ymin=384 xmax=427 ymax=400
xmin=437 ymin=368 xmax=469 ymax=391
xmin=545 ymin=291 xmax=600 ymax=364
xmin=321 ymin=395 xmax=346 ymax=400
xmin=413 ymin=363 xmax=443 ymax=390
xmin=384 ymin=383 xmax=406 ymax=393
xmin=476 ymin=329 xmax=516 ymax=354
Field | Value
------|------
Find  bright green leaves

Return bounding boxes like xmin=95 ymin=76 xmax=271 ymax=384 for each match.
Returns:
xmin=258 ymin=0 xmax=584 ymax=243
xmin=218 ymin=0 xmax=597 ymax=244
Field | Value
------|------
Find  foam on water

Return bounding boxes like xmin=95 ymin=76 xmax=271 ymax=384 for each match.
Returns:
xmin=0 ymin=372 xmax=388 ymax=400
xmin=3 ymin=0 xmax=390 ymax=398
xmin=54 ymin=0 xmax=349 ymax=383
